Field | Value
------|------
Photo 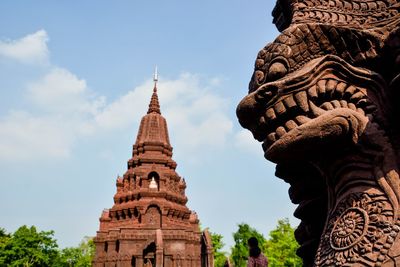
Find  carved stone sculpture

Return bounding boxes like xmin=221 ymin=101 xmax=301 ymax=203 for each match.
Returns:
xmin=236 ymin=1 xmax=400 ymax=266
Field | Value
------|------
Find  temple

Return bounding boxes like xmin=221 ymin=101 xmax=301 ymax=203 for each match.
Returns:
xmin=93 ymin=72 xmax=213 ymax=267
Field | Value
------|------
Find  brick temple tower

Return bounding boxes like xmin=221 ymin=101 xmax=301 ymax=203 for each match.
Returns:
xmin=93 ymin=70 xmax=214 ymax=267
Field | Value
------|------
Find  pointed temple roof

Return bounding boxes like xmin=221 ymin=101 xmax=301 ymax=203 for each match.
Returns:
xmin=135 ymin=82 xmax=170 ymax=146
xmin=132 ymin=73 xmax=174 ymax=168
xmin=147 ymin=84 xmax=161 ymax=114
xmin=93 ymin=70 xmax=214 ymax=267
xmin=147 ymin=65 xmax=160 ymax=114
xmin=97 ymin=69 xmax=196 ymax=227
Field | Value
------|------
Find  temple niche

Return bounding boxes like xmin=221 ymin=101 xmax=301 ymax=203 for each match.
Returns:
xmin=93 ymin=72 xmax=213 ymax=267
xmin=237 ymin=0 xmax=400 ymax=266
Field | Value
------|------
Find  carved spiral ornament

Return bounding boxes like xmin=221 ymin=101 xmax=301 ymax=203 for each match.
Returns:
xmin=329 ymin=207 xmax=369 ymax=251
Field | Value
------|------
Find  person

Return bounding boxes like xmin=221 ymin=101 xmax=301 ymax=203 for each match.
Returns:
xmin=223 ymin=257 xmax=232 ymax=267
xmin=247 ymin=237 xmax=268 ymax=267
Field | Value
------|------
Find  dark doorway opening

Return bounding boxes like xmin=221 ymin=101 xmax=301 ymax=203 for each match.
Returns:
xmin=143 ymin=242 xmax=156 ymax=267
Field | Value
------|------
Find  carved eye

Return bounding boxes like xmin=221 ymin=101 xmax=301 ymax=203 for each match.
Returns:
xmin=267 ymin=61 xmax=288 ymax=81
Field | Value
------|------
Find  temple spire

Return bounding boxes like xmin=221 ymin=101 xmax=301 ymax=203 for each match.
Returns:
xmin=153 ymin=65 xmax=158 ymax=85
xmin=147 ymin=66 xmax=161 ymax=114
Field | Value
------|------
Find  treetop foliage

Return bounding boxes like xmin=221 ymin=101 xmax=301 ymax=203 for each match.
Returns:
xmin=0 ymin=225 xmax=59 ymax=267
xmin=1 ymin=219 xmax=301 ymax=267
xmin=210 ymin=231 xmax=228 ymax=267
xmin=265 ymin=218 xmax=302 ymax=267
xmin=229 ymin=219 xmax=302 ymax=267
xmin=0 ymin=226 xmax=94 ymax=267
xmin=231 ymin=223 xmax=268 ymax=267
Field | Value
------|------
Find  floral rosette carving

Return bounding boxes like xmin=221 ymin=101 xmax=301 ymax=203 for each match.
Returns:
xmin=315 ymin=192 xmax=399 ymax=266
xmin=329 ymin=207 xmax=369 ymax=251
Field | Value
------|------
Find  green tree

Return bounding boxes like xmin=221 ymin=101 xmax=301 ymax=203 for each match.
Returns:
xmin=0 ymin=228 xmax=8 ymax=238
xmin=231 ymin=223 xmax=267 ymax=267
xmin=0 ymin=225 xmax=59 ymax=267
xmin=54 ymin=237 xmax=95 ymax=267
xmin=210 ymin=232 xmax=227 ymax=267
xmin=0 ymin=228 xmax=11 ymax=254
xmin=265 ymin=218 xmax=302 ymax=267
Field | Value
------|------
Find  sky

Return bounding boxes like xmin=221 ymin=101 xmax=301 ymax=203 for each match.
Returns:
xmin=0 ymin=1 xmax=298 ymax=251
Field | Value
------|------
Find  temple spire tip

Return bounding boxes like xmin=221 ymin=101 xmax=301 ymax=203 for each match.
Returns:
xmin=153 ymin=66 xmax=158 ymax=82
xmin=153 ymin=65 xmax=158 ymax=91
xmin=148 ymin=67 xmax=161 ymax=114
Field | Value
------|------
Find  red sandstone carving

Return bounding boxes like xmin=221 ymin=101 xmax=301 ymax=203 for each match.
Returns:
xmin=237 ymin=0 xmax=400 ymax=266
xmin=93 ymin=79 xmax=213 ymax=267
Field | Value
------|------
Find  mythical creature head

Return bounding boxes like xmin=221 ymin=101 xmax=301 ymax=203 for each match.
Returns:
xmin=237 ymin=1 xmax=400 ymax=266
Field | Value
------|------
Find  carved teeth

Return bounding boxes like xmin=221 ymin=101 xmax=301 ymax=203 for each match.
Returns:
xmin=294 ymin=91 xmax=309 ymax=112
xmin=307 ymin=86 xmax=318 ymax=100
xmin=325 ymin=79 xmax=337 ymax=96
xmin=260 ymin=79 xmax=373 ymax=147
xmin=285 ymin=120 xmax=298 ymax=131
xmin=340 ymin=100 xmax=348 ymax=108
xmin=266 ymin=108 xmax=276 ymax=120
xmin=335 ymin=82 xmax=347 ymax=97
xmin=317 ymin=80 xmax=326 ymax=96
xmin=267 ymin=132 xmax=277 ymax=143
xmin=343 ymin=85 xmax=355 ymax=97
xmin=350 ymin=91 xmax=365 ymax=101
xmin=320 ymin=102 xmax=334 ymax=110
xmin=348 ymin=103 xmax=357 ymax=110
xmin=276 ymin=126 xmax=287 ymax=138
xmin=309 ymin=101 xmax=325 ymax=116
xmin=331 ymin=100 xmax=341 ymax=108
xmin=283 ymin=95 xmax=297 ymax=109
xmin=296 ymin=115 xmax=311 ymax=125
xmin=274 ymin=101 xmax=286 ymax=115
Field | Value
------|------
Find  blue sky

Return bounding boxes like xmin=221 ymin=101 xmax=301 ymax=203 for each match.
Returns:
xmin=0 ymin=1 xmax=297 ymax=250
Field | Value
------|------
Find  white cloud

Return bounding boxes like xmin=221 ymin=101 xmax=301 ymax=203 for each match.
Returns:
xmin=0 ymin=66 xmax=104 ymax=161
xmin=0 ymin=30 xmax=236 ymax=162
xmin=234 ymin=129 xmax=264 ymax=155
xmin=96 ymin=73 xmax=233 ymax=149
xmin=0 ymin=68 xmax=233 ymax=161
xmin=0 ymin=111 xmax=73 ymax=161
xmin=0 ymin=30 xmax=49 ymax=65
xmin=27 ymin=67 xmax=105 ymax=115
xmin=94 ymin=80 xmax=151 ymax=129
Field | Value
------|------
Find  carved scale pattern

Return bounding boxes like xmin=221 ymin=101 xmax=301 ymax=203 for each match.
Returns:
xmin=292 ymin=0 xmax=400 ymax=29
xmin=249 ymin=23 xmax=382 ymax=93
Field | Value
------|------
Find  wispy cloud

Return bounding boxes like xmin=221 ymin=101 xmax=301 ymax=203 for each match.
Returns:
xmin=27 ymin=67 xmax=105 ymax=115
xmin=234 ymin=129 xmax=263 ymax=155
xmin=0 ymin=111 xmax=73 ymax=160
xmin=0 ymin=30 xmax=49 ymax=65
xmin=0 ymin=31 xmax=233 ymax=161
xmin=96 ymin=73 xmax=233 ymax=149
xmin=0 ymin=74 xmax=233 ymax=161
xmin=0 ymin=30 xmax=240 ymax=162
xmin=0 ymin=66 xmax=100 ymax=161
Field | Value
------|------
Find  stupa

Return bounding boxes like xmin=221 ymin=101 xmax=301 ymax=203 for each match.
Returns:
xmin=93 ymin=69 xmax=214 ymax=267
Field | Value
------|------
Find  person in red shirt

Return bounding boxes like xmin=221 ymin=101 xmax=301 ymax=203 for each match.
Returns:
xmin=247 ymin=237 xmax=268 ymax=267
